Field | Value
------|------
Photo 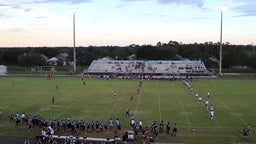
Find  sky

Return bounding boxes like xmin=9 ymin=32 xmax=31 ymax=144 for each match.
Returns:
xmin=0 ymin=0 xmax=255 ymax=47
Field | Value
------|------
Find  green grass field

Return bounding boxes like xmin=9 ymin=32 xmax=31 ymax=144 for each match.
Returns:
xmin=0 ymin=77 xmax=256 ymax=143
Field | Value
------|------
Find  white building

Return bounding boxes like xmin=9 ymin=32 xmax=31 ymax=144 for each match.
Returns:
xmin=0 ymin=65 xmax=7 ymax=75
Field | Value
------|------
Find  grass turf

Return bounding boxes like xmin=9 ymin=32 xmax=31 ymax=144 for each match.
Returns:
xmin=0 ymin=77 xmax=256 ymax=143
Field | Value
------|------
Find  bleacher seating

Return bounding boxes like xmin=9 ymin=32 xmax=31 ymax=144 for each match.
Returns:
xmin=49 ymin=135 xmax=116 ymax=143
xmin=87 ymin=60 xmax=211 ymax=76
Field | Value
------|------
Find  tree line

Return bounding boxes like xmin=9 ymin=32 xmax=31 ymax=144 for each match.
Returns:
xmin=0 ymin=41 xmax=255 ymax=69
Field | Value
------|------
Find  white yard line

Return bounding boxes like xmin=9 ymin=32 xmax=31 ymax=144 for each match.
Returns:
xmin=218 ymin=101 xmax=247 ymax=125
xmin=52 ymin=88 xmax=82 ymax=117
xmin=213 ymin=117 xmax=222 ymax=127
xmin=215 ymin=84 xmax=250 ymax=126
xmin=134 ymin=88 xmax=141 ymax=119
xmin=78 ymin=89 xmax=109 ymax=120
xmin=106 ymin=82 xmax=129 ymax=120
xmin=237 ymin=116 xmax=247 ymax=125
xmin=156 ymin=82 xmax=162 ymax=121
xmin=177 ymin=96 xmax=192 ymax=126
xmin=55 ymin=87 xmax=81 ymax=103
xmin=184 ymin=125 xmax=243 ymax=129
xmin=106 ymin=97 xmax=122 ymax=120
xmin=38 ymin=86 xmax=82 ymax=117
xmin=56 ymin=105 xmax=71 ymax=117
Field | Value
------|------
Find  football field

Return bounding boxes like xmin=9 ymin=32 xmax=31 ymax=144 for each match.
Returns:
xmin=0 ymin=77 xmax=256 ymax=143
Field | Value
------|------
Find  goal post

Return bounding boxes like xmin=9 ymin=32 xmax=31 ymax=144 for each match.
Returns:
xmin=40 ymin=66 xmax=56 ymax=72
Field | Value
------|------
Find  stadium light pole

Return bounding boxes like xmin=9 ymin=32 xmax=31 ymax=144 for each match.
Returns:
xmin=219 ymin=9 xmax=223 ymax=76
xmin=217 ymin=6 xmax=227 ymax=76
xmin=72 ymin=9 xmax=77 ymax=73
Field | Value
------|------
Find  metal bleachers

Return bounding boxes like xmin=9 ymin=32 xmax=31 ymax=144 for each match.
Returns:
xmin=87 ymin=60 xmax=210 ymax=76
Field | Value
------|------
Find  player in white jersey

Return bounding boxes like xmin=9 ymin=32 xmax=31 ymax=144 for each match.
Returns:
xmin=205 ymin=99 xmax=209 ymax=109
xmin=210 ymin=104 xmax=214 ymax=111
xmin=195 ymin=93 xmax=199 ymax=102
xmin=207 ymin=91 xmax=210 ymax=98
xmin=198 ymin=96 xmax=202 ymax=103
xmin=210 ymin=110 xmax=214 ymax=120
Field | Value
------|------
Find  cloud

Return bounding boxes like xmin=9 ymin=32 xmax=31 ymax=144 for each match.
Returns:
xmin=116 ymin=0 xmax=149 ymax=8
xmin=191 ymin=16 xmax=214 ymax=20
xmin=0 ymin=2 xmax=33 ymax=13
xmin=121 ymin=0 xmax=149 ymax=1
xmin=0 ymin=3 xmax=31 ymax=18
xmin=24 ymin=8 xmax=33 ymax=12
xmin=35 ymin=16 xmax=48 ymax=18
xmin=5 ymin=28 xmax=25 ymax=33
xmin=0 ymin=3 xmax=11 ymax=8
xmin=0 ymin=3 xmax=7 ymax=6
xmin=11 ymin=5 xmax=33 ymax=12
xmin=157 ymin=0 xmax=204 ymax=8
xmin=232 ymin=1 xmax=256 ymax=17
xmin=159 ymin=14 xmax=165 ymax=17
xmin=33 ymin=0 xmax=91 ymax=4
xmin=0 ymin=2 xmax=53 ymax=19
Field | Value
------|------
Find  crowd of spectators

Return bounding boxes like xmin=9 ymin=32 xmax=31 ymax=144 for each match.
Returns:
xmin=8 ymin=112 xmax=179 ymax=144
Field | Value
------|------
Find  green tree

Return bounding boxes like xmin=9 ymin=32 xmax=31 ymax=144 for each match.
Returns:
xmin=18 ymin=53 xmax=47 ymax=67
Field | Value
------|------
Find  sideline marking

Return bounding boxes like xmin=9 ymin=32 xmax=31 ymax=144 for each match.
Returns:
xmin=180 ymin=112 xmax=193 ymax=116
xmin=230 ymin=112 xmax=243 ymax=116
xmin=156 ymin=82 xmax=162 ymax=121
xmin=134 ymin=87 xmax=141 ymax=119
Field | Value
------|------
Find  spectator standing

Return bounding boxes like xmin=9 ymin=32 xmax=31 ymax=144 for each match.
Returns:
xmin=0 ymin=109 xmax=2 ymax=120
xmin=109 ymin=118 xmax=113 ymax=129
xmin=139 ymin=120 xmax=143 ymax=132
xmin=166 ymin=122 xmax=171 ymax=134
xmin=9 ymin=113 xmax=14 ymax=122
xmin=159 ymin=121 xmax=164 ymax=133
xmin=116 ymin=118 xmax=121 ymax=130
xmin=172 ymin=123 xmax=177 ymax=136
